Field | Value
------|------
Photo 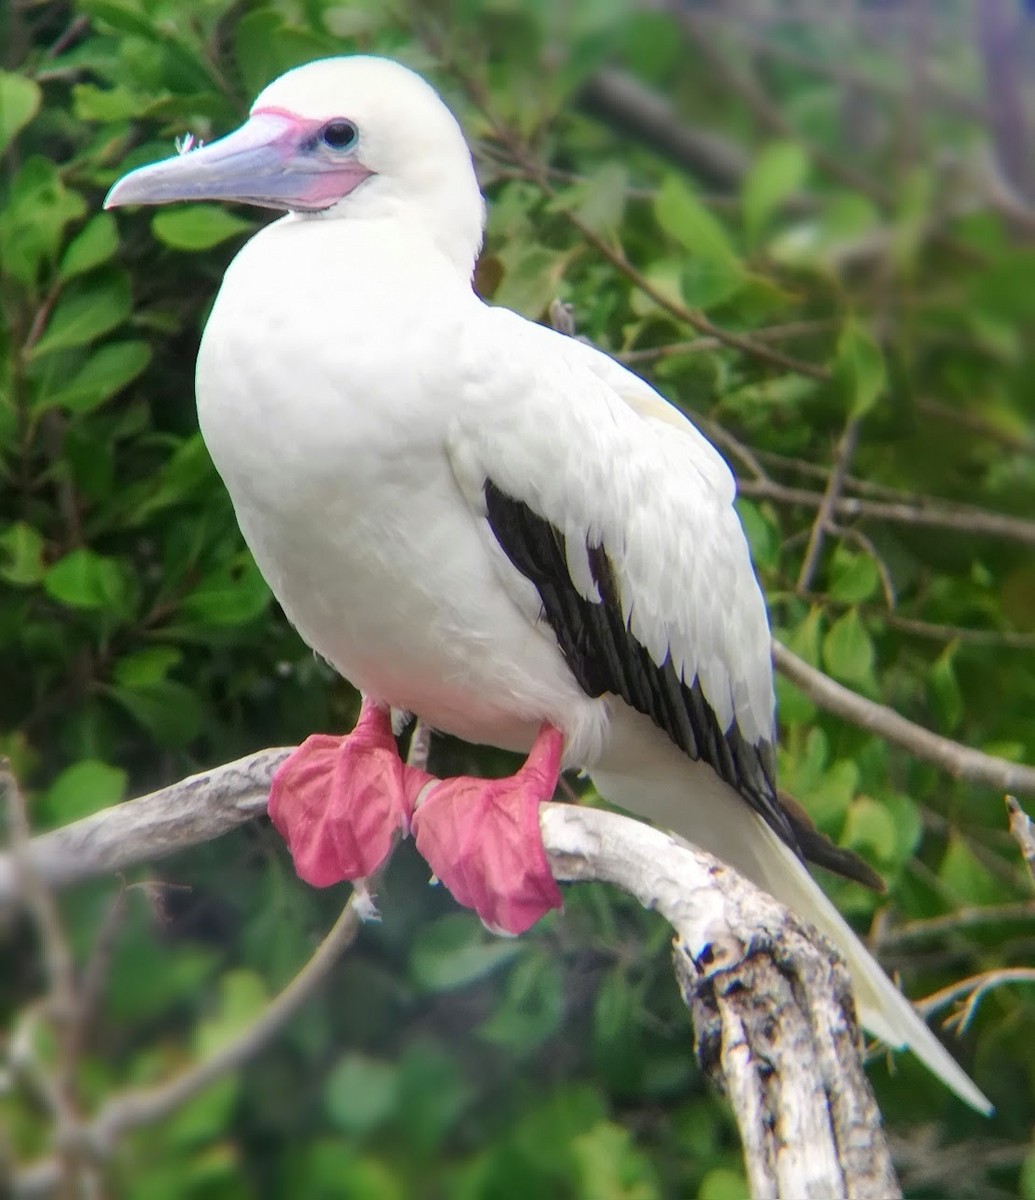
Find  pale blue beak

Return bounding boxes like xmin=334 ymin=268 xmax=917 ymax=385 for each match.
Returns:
xmin=105 ymin=110 xmax=370 ymax=212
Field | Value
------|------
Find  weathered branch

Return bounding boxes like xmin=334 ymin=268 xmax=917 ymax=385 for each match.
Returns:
xmin=5 ymin=758 xmax=901 ymax=1198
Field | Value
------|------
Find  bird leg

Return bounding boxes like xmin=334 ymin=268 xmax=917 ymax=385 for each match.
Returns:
xmin=410 ymin=723 xmax=565 ymax=935
xmin=268 ymin=696 xmax=434 ymax=887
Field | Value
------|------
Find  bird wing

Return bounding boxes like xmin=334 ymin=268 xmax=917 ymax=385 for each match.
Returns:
xmin=447 ymin=306 xmax=798 ymax=852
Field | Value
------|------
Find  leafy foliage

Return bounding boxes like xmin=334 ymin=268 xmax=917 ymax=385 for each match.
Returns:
xmin=3 ymin=2 xmax=1035 ymax=1197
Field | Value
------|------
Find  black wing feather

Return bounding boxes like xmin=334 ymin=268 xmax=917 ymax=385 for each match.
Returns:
xmin=484 ymin=479 xmax=804 ymax=861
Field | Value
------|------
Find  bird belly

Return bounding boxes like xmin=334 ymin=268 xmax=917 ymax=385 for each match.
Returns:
xmin=238 ymin=481 xmax=601 ymax=757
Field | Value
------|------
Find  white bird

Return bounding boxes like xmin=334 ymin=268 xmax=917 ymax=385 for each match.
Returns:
xmin=106 ymin=55 xmax=991 ymax=1113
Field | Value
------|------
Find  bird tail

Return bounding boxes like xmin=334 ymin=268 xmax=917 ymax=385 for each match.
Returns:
xmin=589 ymin=756 xmax=993 ymax=1115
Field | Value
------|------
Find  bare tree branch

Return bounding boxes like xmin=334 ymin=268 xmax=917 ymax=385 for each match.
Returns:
xmin=772 ymin=641 xmax=1035 ymax=794
xmin=10 ymin=775 xmax=902 ymax=1199
xmin=577 ymin=68 xmax=750 ymax=190
xmin=739 ymin=477 xmax=1035 ymax=550
xmin=14 ymin=895 xmax=364 ymax=1198
xmin=796 ymin=416 xmax=862 ymax=594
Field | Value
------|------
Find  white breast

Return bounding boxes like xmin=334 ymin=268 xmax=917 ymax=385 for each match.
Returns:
xmin=195 ymin=216 xmax=604 ymax=756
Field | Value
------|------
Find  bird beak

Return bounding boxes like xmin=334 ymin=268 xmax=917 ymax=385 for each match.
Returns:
xmin=104 ymin=110 xmax=371 ymax=213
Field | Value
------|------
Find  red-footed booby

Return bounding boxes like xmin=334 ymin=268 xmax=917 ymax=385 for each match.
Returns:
xmin=106 ymin=55 xmax=991 ymax=1113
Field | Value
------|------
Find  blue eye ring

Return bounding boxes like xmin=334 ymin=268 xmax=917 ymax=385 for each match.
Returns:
xmin=320 ymin=119 xmax=358 ymax=150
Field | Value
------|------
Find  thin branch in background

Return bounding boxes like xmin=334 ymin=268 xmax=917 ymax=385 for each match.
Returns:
xmin=15 ymin=895 xmax=366 ymax=1197
xmin=618 ymin=319 xmax=838 ymax=366
xmin=1006 ymin=797 xmax=1035 ymax=888
xmin=675 ymin=5 xmax=886 ymax=202
xmin=918 ymin=967 xmax=1035 ymax=1034
xmin=737 ymin=476 xmax=1035 ymax=550
xmin=432 ymin=38 xmax=833 ymax=384
xmin=875 ymin=899 xmax=1035 ymax=951
xmin=771 ymin=640 xmax=1035 ymax=795
xmin=693 ymin=7 xmax=991 ymax=124
xmin=827 ymin=525 xmax=897 ymax=611
xmin=785 ymin=592 xmax=1035 ymax=652
xmin=577 ymin=68 xmax=749 ymax=190
xmin=915 ymin=397 xmax=1035 ymax=458
xmin=796 ymin=416 xmax=862 ymax=594
xmin=1 ymin=764 xmax=85 ymax=1192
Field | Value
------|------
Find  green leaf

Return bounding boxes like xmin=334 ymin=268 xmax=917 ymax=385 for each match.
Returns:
xmin=325 ymin=1054 xmax=399 ymax=1136
xmin=0 ymin=72 xmax=41 ymax=156
xmin=43 ymin=759 xmax=127 ymax=824
xmin=927 ymin=642 xmax=964 ymax=732
xmin=397 ymin=1040 xmax=473 ymax=1154
xmin=43 ymin=341 xmax=152 ymax=414
xmin=939 ymin=836 xmax=1015 ymax=907
xmin=109 ymin=679 xmax=204 ymax=747
xmin=112 ymin=645 xmax=183 ymax=688
xmin=479 ymin=953 xmax=564 ymax=1052
xmin=410 ymin=914 xmax=523 ymax=992
xmin=0 ymin=157 xmax=87 ymax=284
xmin=742 ymin=140 xmax=807 ymax=243
xmin=58 ymin=213 xmax=119 ymax=280
xmin=572 ymin=1121 xmax=659 ymax=1200
xmin=44 ymin=548 xmax=128 ymax=610
xmin=30 ymin=273 xmax=132 ymax=359
xmin=0 ymin=522 xmax=46 ymax=585
xmin=842 ymin=796 xmax=897 ymax=862
xmin=592 ymin=968 xmax=643 ymax=1094
xmin=152 ymin=205 xmax=255 ymax=252
xmin=734 ymin=499 xmax=778 ymax=571
xmin=196 ymin=969 xmax=270 ymax=1057
xmin=822 ymin=608 xmax=876 ymax=690
xmin=698 ymin=1167 xmax=751 ymax=1200
xmin=835 ymin=321 xmax=886 ymax=416
xmin=655 ymin=176 xmax=738 ymax=263
xmin=493 ymin=243 xmax=567 ymax=319
xmin=828 ymin=548 xmax=879 ymax=604
xmin=679 ymin=257 xmax=745 ymax=309
xmin=180 ymin=556 xmax=271 ymax=626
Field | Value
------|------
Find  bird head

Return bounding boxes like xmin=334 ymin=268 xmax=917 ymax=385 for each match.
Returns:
xmin=105 ymin=56 xmax=485 ymax=273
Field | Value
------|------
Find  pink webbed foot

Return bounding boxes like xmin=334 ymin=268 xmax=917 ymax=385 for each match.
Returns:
xmin=410 ymin=724 xmax=565 ymax=935
xmin=269 ymin=698 xmax=433 ymax=887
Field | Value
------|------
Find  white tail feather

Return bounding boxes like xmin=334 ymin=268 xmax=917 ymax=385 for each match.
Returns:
xmin=590 ymin=750 xmax=993 ymax=1115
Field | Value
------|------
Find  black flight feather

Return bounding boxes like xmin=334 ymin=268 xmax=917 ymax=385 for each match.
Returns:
xmin=484 ymin=478 xmax=883 ymax=891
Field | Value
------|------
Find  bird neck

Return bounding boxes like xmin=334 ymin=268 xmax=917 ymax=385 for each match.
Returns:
xmin=305 ymin=170 xmax=485 ymax=282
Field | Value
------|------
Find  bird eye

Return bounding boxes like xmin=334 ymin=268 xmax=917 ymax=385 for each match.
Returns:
xmin=319 ymin=120 xmax=358 ymax=151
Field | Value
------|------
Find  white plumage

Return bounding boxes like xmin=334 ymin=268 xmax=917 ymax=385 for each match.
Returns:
xmin=106 ymin=55 xmax=991 ymax=1113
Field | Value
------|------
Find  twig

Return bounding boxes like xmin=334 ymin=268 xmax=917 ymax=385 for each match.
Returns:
xmin=918 ymin=967 xmax=1035 ymax=1033
xmin=771 ymin=640 xmax=1035 ymax=794
xmin=1 ymin=765 xmax=84 ymax=1190
xmin=619 ymin=320 xmax=837 ymax=366
xmin=785 ymin=593 xmax=1035 ymax=651
xmin=577 ymin=68 xmax=750 ymax=190
xmin=796 ymin=416 xmax=862 ymax=593
xmin=875 ymin=900 xmax=1035 ymax=950
xmin=439 ymin=43 xmax=832 ymax=383
xmin=738 ymin=477 xmax=1035 ymax=549
xmin=1006 ymin=797 xmax=1035 ymax=888
xmin=676 ymin=6 xmax=884 ymax=202
xmin=694 ymin=10 xmax=990 ymax=124
xmin=15 ymin=895 xmax=365 ymax=1197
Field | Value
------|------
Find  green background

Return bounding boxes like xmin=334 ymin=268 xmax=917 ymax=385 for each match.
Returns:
xmin=3 ymin=1 xmax=1035 ymax=1196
